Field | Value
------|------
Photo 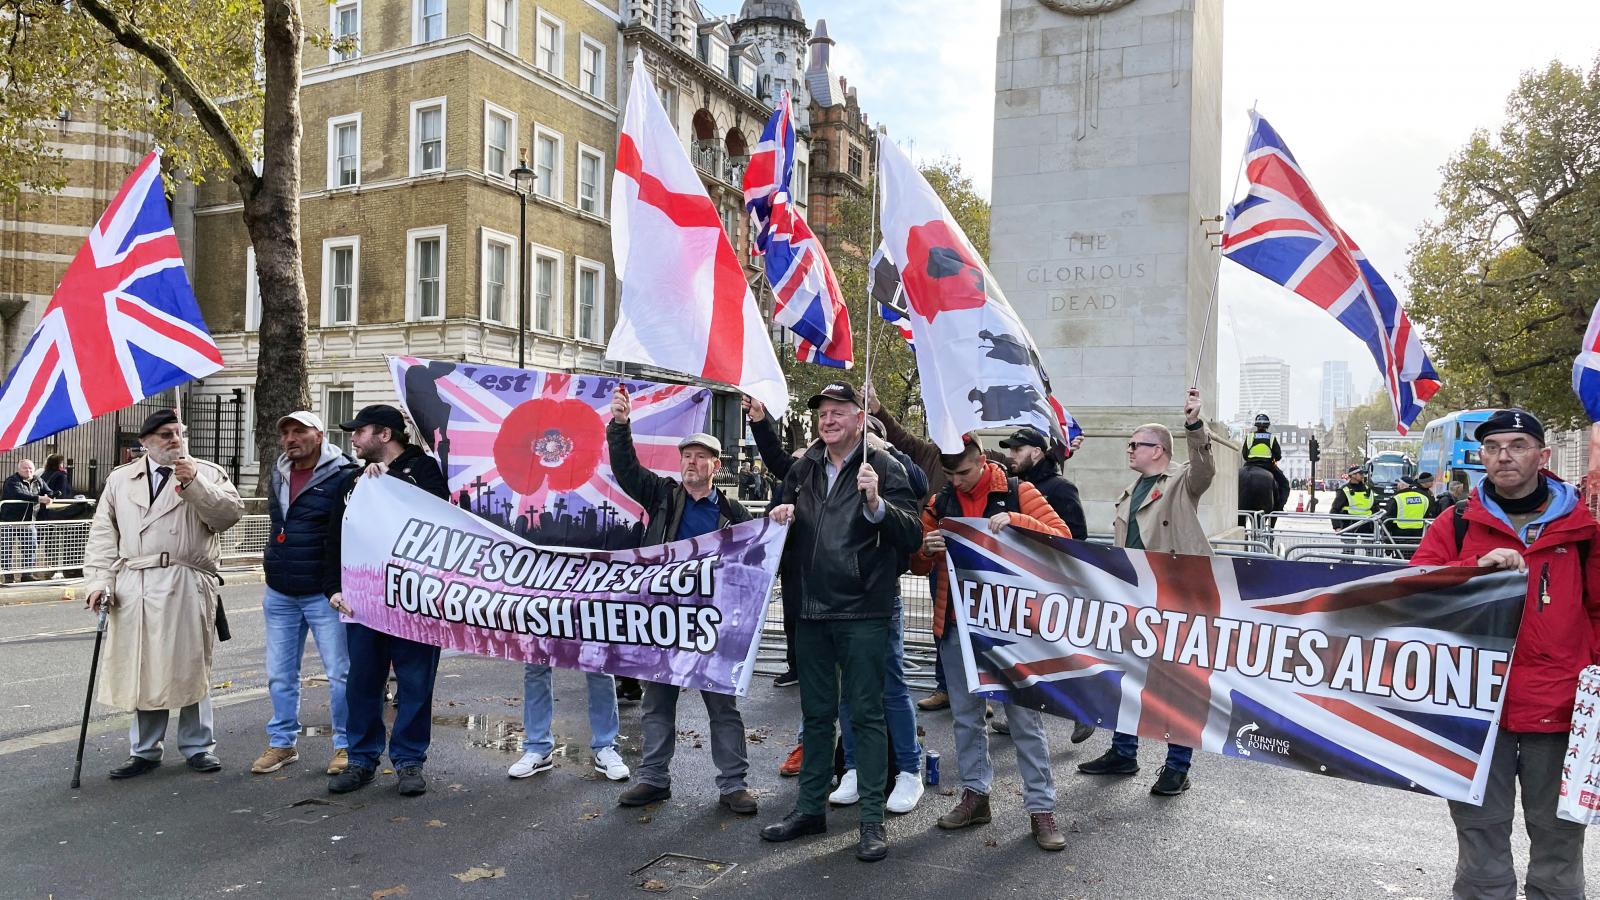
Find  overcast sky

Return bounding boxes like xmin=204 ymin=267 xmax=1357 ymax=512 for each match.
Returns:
xmin=708 ymin=0 xmax=1600 ymax=425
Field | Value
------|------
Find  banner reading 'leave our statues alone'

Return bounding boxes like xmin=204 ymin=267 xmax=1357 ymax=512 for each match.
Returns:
xmin=341 ymin=476 xmax=786 ymax=696
xmin=941 ymin=519 xmax=1529 ymax=804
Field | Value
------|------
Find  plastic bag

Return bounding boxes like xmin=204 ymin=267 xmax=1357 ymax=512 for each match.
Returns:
xmin=1558 ymin=664 xmax=1600 ymax=825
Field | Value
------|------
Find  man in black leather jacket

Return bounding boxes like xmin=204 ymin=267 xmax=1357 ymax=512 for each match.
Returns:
xmin=758 ymin=382 xmax=922 ymax=863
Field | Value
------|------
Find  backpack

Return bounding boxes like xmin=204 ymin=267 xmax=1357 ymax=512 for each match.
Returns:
xmin=1451 ymin=497 xmax=1590 ymax=565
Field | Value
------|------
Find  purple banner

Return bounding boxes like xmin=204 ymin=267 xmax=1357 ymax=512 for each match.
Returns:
xmin=341 ymin=476 xmax=785 ymax=695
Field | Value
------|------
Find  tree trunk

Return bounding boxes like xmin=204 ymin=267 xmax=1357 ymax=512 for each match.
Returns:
xmin=246 ymin=0 xmax=310 ymax=490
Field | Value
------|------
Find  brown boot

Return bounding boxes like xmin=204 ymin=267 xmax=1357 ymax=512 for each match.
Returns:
xmin=1030 ymin=812 xmax=1066 ymax=851
xmin=936 ymin=788 xmax=991 ymax=830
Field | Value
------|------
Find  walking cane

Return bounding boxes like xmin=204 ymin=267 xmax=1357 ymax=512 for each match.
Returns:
xmin=70 ymin=605 xmax=109 ymax=790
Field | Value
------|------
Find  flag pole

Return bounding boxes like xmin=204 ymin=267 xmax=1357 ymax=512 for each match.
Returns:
xmin=1191 ymin=105 xmax=1257 ymax=390
xmin=861 ymin=128 xmax=883 ymax=461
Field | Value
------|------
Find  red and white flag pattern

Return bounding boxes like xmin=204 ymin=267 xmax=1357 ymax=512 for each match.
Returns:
xmin=608 ymin=52 xmax=789 ymax=415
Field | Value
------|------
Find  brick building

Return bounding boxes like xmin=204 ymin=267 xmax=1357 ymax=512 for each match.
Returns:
xmin=800 ymin=18 xmax=874 ymax=258
xmin=189 ymin=0 xmax=626 ymax=491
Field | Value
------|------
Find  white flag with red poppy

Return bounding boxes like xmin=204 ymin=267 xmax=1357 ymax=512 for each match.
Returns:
xmin=608 ymin=51 xmax=789 ymax=415
xmin=878 ymin=137 xmax=1064 ymax=453
xmin=388 ymin=356 xmax=710 ymax=550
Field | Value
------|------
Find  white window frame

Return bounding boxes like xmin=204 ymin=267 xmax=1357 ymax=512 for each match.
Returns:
xmin=535 ymin=9 xmax=564 ymax=76
xmin=410 ymin=97 xmax=447 ymax=176
xmin=479 ymin=228 xmax=516 ymax=325
xmin=532 ymin=125 xmax=563 ymax=200
xmin=405 ymin=225 xmax=448 ymax=321
xmin=244 ymin=246 xmax=261 ymax=332
xmin=482 ymin=101 xmax=517 ymax=180
xmin=529 ymin=243 xmax=563 ymax=336
xmin=486 ymin=0 xmax=516 ymax=53
xmin=578 ymin=35 xmax=606 ymax=98
xmin=707 ymin=38 xmax=728 ymax=75
xmin=573 ymin=257 xmax=606 ymax=344
xmin=326 ymin=112 xmax=362 ymax=189
xmin=321 ymin=236 xmax=361 ymax=326
xmin=326 ymin=387 xmax=357 ymax=453
xmin=329 ymin=0 xmax=361 ymax=62
xmin=413 ymin=0 xmax=446 ymax=44
xmin=576 ymin=143 xmax=604 ymax=215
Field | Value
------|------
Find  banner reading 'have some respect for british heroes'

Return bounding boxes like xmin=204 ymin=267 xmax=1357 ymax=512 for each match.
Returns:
xmin=342 ymin=477 xmax=785 ymax=696
xmin=941 ymin=519 xmax=1528 ymax=804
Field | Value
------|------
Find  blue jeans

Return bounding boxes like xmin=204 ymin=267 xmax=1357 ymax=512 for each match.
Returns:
xmin=840 ymin=598 xmax=921 ymax=774
xmin=263 ymin=586 xmax=349 ymax=749
xmin=345 ymin=623 xmax=439 ymax=769
xmin=1112 ymin=732 xmax=1192 ymax=773
xmin=521 ymin=664 xmax=619 ymax=756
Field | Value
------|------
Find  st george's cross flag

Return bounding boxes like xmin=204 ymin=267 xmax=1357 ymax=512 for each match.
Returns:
xmin=744 ymin=89 xmax=853 ymax=368
xmin=1222 ymin=113 xmax=1440 ymax=434
xmin=1572 ymin=297 xmax=1600 ymax=422
xmin=389 ymin=357 xmax=710 ymax=551
xmin=0 ymin=150 xmax=223 ymax=450
xmin=608 ymin=51 xmax=788 ymax=415
xmin=878 ymin=138 xmax=1064 ymax=452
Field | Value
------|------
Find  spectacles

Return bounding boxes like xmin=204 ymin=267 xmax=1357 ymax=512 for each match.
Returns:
xmin=1479 ymin=443 xmax=1541 ymax=459
xmin=1126 ymin=441 xmax=1161 ymax=451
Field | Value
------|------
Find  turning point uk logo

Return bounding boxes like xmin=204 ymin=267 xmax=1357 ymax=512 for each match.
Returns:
xmin=1235 ymin=722 xmax=1291 ymax=758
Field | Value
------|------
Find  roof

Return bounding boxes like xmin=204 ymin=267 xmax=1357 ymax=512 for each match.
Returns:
xmin=739 ymin=0 xmax=804 ymax=23
xmin=805 ymin=17 xmax=840 ymax=106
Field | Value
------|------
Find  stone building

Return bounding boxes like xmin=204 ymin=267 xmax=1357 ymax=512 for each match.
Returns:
xmin=189 ymin=0 xmax=626 ymax=492
xmin=799 ymin=18 xmax=874 ymax=258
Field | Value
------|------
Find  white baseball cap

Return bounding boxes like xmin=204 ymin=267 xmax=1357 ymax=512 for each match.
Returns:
xmin=276 ymin=410 xmax=326 ymax=432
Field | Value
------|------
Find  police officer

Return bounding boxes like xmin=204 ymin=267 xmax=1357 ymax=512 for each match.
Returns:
xmin=1382 ymin=475 xmax=1433 ymax=557
xmin=1240 ymin=414 xmax=1289 ymax=510
xmin=1330 ymin=465 xmax=1377 ymax=537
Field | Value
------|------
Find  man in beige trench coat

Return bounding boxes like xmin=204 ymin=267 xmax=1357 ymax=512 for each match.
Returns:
xmin=84 ymin=409 xmax=244 ymax=778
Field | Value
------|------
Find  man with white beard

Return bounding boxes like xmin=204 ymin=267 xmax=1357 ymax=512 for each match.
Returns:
xmin=84 ymin=409 xmax=244 ymax=778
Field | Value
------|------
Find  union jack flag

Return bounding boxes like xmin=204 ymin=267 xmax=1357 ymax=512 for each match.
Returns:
xmin=1222 ymin=113 xmax=1440 ymax=434
xmin=743 ymin=90 xmax=853 ymax=368
xmin=0 ymin=150 xmax=223 ymax=450
xmin=1572 ymin=296 xmax=1600 ymax=422
xmin=388 ymin=357 xmax=708 ymax=550
xmin=942 ymin=521 xmax=1525 ymax=802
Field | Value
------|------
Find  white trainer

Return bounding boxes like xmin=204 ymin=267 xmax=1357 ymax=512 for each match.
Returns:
xmin=828 ymin=768 xmax=860 ymax=806
xmin=593 ymin=746 xmax=630 ymax=781
xmin=507 ymin=750 xmax=554 ymax=779
xmin=886 ymin=770 xmax=925 ymax=814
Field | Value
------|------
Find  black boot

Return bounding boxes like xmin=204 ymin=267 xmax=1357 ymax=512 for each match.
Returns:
xmin=856 ymin=822 xmax=888 ymax=862
xmin=1077 ymin=747 xmax=1139 ymax=776
xmin=760 ymin=811 xmax=826 ymax=842
xmin=328 ymin=765 xmax=375 ymax=794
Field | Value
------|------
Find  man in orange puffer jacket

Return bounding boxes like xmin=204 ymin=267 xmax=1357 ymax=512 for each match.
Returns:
xmin=1410 ymin=408 xmax=1599 ymax=900
xmin=910 ymin=436 xmax=1073 ymax=852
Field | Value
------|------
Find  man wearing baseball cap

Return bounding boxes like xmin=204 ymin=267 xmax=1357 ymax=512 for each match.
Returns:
xmin=1411 ymin=408 xmax=1597 ymax=899
xmin=323 ymin=405 xmax=452 ymax=797
xmin=1330 ymin=464 xmax=1377 ymax=537
xmin=251 ymin=409 xmax=359 ymax=778
xmin=605 ymin=385 xmax=758 ymax=816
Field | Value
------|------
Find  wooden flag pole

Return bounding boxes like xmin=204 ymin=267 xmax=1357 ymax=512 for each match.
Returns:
xmin=861 ymin=128 xmax=884 ymax=461
xmin=1191 ymin=105 xmax=1257 ymax=390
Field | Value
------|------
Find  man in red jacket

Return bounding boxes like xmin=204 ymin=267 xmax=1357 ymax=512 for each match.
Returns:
xmin=1410 ymin=408 xmax=1598 ymax=900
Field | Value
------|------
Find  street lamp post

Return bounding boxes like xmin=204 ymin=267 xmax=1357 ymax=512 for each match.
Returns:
xmin=509 ymin=151 xmax=535 ymax=370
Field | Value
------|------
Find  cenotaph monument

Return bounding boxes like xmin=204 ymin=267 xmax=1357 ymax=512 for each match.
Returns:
xmin=989 ymin=0 xmax=1238 ymax=534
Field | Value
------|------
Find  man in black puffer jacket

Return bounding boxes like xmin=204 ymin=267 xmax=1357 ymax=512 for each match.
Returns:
xmin=759 ymin=382 xmax=922 ymax=863
xmin=251 ymin=410 xmax=359 ymax=779
xmin=606 ymin=385 xmax=759 ymax=817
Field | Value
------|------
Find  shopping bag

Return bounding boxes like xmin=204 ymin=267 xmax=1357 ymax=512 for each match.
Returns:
xmin=1557 ymin=664 xmax=1600 ymax=825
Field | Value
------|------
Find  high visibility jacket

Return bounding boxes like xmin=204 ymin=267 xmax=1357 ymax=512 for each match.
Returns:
xmin=1243 ymin=432 xmax=1279 ymax=461
xmin=1341 ymin=486 xmax=1374 ymax=516
xmin=1390 ymin=489 xmax=1431 ymax=531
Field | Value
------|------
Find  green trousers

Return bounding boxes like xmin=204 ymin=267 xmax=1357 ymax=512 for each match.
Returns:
xmin=795 ymin=617 xmax=890 ymax=822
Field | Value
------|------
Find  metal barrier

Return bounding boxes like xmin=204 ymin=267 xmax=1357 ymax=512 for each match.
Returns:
xmin=0 ymin=505 xmax=272 ymax=582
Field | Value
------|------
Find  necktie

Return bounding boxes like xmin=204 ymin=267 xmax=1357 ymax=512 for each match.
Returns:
xmin=152 ymin=466 xmax=172 ymax=503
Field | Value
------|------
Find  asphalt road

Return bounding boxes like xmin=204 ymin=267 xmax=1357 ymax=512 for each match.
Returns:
xmin=1 ymin=581 xmax=1592 ymax=900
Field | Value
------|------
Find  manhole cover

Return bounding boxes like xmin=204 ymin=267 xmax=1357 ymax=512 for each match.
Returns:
xmin=631 ymin=853 xmax=735 ymax=893
xmin=260 ymin=797 xmax=362 ymax=825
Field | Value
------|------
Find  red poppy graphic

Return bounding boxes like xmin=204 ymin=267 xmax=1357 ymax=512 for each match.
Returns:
xmin=901 ymin=220 xmax=989 ymax=323
xmin=493 ymin=398 xmax=605 ymax=494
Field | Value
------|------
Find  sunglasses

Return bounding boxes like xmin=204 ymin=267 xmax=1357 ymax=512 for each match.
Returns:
xmin=1126 ymin=441 xmax=1161 ymax=451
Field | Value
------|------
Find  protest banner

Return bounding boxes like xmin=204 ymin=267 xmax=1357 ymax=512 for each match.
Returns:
xmin=388 ymin=355 xmax=709 ymax=550
xmin=341 ymin=476 xmax=785 ymax=696
xmin=941 ymin=519 xmax=1528 ymax=803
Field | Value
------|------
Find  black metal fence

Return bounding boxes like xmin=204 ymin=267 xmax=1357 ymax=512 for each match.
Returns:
xmin=0 ymin=391 xmax=179 ymax=497
xmin=181 ymin=388 xmax=249 ymax=486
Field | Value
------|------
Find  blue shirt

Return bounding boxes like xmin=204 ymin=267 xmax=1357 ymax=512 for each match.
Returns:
xmin=675 ymin=489 xmax=723 ymax=540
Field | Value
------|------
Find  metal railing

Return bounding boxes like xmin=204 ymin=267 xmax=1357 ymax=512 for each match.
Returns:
xmin=0 ymin=501 xmax=272 ymax=582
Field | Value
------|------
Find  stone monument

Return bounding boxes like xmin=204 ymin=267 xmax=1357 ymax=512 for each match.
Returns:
xmin=989 ymin=0 xmax=1238 ymax=535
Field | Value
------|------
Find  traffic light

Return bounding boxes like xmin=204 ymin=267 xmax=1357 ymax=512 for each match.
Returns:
xmin=1308 ymin=436 xmax=1321 ymax=462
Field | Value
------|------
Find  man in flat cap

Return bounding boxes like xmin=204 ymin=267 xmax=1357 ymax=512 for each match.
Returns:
xmin=84 ymin=409 xmax=244 ymax=778
xmin=607 ymin=384 xmax=758 ymax=816
xmin=324 ymin=405 xmax=451 ymax=797
xmin=1411 ymin=408 xmax=1598 ymax=900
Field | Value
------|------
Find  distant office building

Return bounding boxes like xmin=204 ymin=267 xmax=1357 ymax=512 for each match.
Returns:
xmin=1240 ymin=356 xmax=1291 ymax=425
xmin=1320 ymin=360 xmax=1355 ymax=427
